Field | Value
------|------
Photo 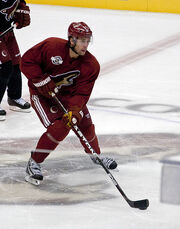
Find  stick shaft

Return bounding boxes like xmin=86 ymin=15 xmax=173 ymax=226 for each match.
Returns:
xmin=0 ymin=24 xmax=15 ymax=38
xmin=52 ymin=95 xmax=134 ymax=206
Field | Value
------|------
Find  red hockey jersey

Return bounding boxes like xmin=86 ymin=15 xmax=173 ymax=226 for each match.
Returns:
xmin=21 ymin=37 xmax=100 ymax=110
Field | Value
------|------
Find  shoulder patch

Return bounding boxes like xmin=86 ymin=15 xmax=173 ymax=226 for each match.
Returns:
xmin=51 ymin=56 xmax=63 ymax=65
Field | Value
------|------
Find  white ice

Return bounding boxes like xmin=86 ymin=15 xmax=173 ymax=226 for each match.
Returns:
xmin=0 ymin=4 xmax=180 ymax=229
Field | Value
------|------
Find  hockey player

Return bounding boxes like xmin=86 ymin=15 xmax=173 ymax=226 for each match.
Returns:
xmin=20 ymin=22 xmax=117 ymax=185
xmin=0 ymin=0 xmax=31 ymax=121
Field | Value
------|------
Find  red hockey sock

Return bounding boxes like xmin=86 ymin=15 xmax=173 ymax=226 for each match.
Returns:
xmin=31 ymin=132 xmax=58 ymax=163
xmin=32 ymin=119 xmax=70 ymax=163
xmin=80 ymin=124 xmax=101 ymax=155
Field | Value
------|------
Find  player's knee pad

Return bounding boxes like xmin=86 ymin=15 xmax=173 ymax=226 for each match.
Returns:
xmin=47 ymin=119 xmax=70 ymax=142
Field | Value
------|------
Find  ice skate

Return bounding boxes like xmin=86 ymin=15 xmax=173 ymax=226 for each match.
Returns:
xmin=0 ymin=106 xmax=6 ymax=121
xmin=25 ymin=158 xmax=43 ymax=186
xmin=90 ymin=155 xmax=117 ymax=170
xmin=8 ymin=97 xmax=31 ymax=112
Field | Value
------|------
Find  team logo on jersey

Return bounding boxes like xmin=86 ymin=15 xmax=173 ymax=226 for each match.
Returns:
xmin=51 ymin=70 xmax=80 ymax=89
xmin=0 ymin=0 xmax=20 ymax=21
xmin=51 ymin=56 xmax=63 ymax=65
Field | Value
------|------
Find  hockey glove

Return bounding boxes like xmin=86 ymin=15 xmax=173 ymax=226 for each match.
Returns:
xmin=14 ymin=3 xmax=30 ymax=29
xmin=33 ymin=76 xmax=58 ymax=98
xmin=62 ymin=108 xmax=84 ymax=128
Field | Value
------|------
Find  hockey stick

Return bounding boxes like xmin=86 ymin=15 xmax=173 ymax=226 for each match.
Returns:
xmin=52 ymin=94 xmax=149 ymax=210
xmin=0 ymin=24 xmax=16 ymax=38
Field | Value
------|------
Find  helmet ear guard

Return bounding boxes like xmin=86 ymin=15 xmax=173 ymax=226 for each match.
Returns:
xmin=71 ymin=37 xmax=77 ymax=44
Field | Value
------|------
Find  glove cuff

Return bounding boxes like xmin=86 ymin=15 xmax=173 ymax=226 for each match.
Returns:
xmin=16 ymin=8 xmax=30 ymax=14
xmin=33 ymin=76 xmax=51 ymax=87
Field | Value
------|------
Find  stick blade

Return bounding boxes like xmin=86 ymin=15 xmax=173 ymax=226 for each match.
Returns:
xmin=129 ymin=199 xmax=149 ymax=210
xmin=134 ymin=199 xmax=149 ymax=210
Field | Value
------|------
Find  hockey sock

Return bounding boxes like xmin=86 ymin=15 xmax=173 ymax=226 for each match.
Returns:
xmin=32 ymin=119 xmax=70 ymax=163
xmin=80 ymin=124 xmax=101 ymax=155
xmin=31 ymin=132 xmax=58 ymax=163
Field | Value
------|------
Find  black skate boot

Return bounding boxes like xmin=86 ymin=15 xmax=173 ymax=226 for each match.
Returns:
xmin=25 ymin=158 xmax=43 ymax=185
xmin=8 ymin=97 xmax=31 ymax=112
xmin=90 ymin=155 xmax=117 ymax=169
xmin=0 ymin=106 xmax=6 ymax=121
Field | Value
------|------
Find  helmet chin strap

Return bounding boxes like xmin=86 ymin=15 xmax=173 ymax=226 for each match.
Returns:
xmin=70 ymin=45 xmax=79 ymax=55
xmin=69 ymin=37 xmax=80 ymax=56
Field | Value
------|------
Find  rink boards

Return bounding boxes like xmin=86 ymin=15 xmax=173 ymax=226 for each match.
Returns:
xmin=161 ymin=155 xmax=180 ymax=205
xmin=26 ymin=0 xmax=180 ymax=14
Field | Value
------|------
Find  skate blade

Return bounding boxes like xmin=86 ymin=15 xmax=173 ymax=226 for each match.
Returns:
xmin=9 ymin=106 xmax=31 ymax=113
xmin=0 ymin=116 xmax=6 ymax=121
xmin=113 ymin=167 xmax=120 ymax=172
xmin=25 ymin=175 xmax=41 ymax=186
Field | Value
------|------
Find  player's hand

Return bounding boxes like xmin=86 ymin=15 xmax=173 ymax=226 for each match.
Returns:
xmin=33 ymin=76 xmax=58 ymax=98
xmin=62 ymin=109 xmax=84 ymax=128
xmin=14 ymin=3 xmax=30 ymax=29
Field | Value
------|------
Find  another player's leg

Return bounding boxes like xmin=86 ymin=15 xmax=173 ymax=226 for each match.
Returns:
xmin=6 ymin=33 xmax=31 ymax=112
xmin=0 ymin=36 xmax=13 ymax=120
xmin=7 ymin=64 xmax=31 ymax=112
xmin=79 ymin=106 xmax=117 ymax=170
xmin=0 ymin=61 xmax=13 ymax=121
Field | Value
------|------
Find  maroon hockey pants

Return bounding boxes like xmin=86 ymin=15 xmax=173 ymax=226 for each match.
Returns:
xmin=30 ymin=94 xmax=101 ymax=163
